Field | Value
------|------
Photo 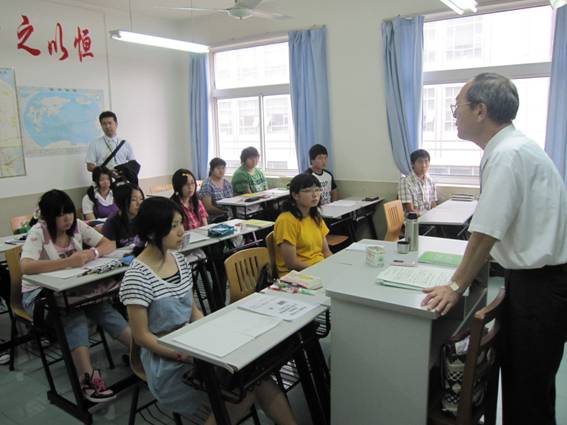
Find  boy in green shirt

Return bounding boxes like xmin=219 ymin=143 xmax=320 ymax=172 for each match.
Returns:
xmin=232 ymin=146 xmax=268 ymax=194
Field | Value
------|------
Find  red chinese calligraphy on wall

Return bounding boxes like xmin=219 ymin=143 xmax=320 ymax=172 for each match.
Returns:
xmin=47 ymin=23 xmax=69 ymax=61
xmin=74 ymin=27 xmax=94 ymax=62
xmin=16 ymin=15 xmax=95 ymax=63
xmin=17 ymin=15 xmax=41 ymax=56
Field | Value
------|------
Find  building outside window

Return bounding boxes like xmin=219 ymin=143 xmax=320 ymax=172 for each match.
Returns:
xmin=422 ymin=6 xmax=553 ymax=180
xmin=211 ymin=42 xmax=298 ymax=175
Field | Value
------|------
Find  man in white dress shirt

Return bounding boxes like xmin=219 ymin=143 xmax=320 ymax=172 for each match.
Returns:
xmin=85 ymin=111 xmax=135 ymax=173
xmin=422 ymin=73 xmax=567 ymax=425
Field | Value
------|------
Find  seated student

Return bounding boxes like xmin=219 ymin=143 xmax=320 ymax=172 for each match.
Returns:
xmin=398 ymin=149 xmax=438 ymax=215
xmin=170 ymin=169 xmax=208 ymax=230
xmin=274 ymin=173 xmax=332 ymax=276
xmin=231 ymin=146 xmax=268 ymax=195
xmin=119 ymin=197 xmax=298 ymax=424
xmin=305 ymin=144 xmax=338 ymax=205
xmin=101 ymin=183 xmax=144 ymax=248
xmin=20 ymin=189 xmax=131 ymax=402
xmin=82 ymin=166 xmax=119 ymax=221
xmin=199 ymin=157 xmax=233 ymax=219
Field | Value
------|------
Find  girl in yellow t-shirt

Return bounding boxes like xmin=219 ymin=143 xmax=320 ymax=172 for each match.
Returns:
xmin=274 ymin=173 xmax=332 ymax=276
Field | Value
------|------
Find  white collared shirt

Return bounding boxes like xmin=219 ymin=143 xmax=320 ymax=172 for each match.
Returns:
xmin=469 ymin=125 xmax=567 ymax=269
xmin=85 ymin=135 xmax=135 ymax=168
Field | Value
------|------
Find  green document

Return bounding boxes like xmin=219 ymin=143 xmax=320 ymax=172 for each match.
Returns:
xmin=418 ymin=251 xmax=463 ymax=268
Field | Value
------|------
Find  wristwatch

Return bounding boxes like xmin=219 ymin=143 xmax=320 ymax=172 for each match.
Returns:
xmin=448 ymin=281 xmax=462 ymax=295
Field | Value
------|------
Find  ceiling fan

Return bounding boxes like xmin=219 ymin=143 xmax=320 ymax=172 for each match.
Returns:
xmin=162 ymin=0 xmax=291 ymax=20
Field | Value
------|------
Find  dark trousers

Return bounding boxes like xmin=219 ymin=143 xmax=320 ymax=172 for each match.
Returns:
xmin=502 ymin=264 xmax=567 ymax=425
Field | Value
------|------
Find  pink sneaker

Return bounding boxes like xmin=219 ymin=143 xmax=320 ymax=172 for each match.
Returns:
xmin=82 ymin=369 xmax=116 ymax=403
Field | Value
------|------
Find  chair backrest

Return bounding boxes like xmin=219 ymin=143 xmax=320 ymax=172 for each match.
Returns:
xmin=265 ymin=231 xmax=278 ymax=279
xmin=129 ymin=340 xmax=147 ymax=381
xmin=224 ymin=247 xmax=270 ymax=303
xmin=150 ymin=183 xmax=173 ymax=195
xmin=5 ymin=245 xmax=25 ymax=314
xmin=456 ymin=288 xmax=505 ymax=424
xmin=383 ymin=200 xmax=404 ymax=241
xmin=10 ymin=215 xmax=32 ymax=234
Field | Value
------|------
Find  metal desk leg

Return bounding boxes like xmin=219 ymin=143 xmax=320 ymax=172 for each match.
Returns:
xmin=293 ymin=335 xmax=330 ymax=425
xmin=46 ymin=292 xmax=93 ymax=424
xmin=195 ymin=359 xmax=232 ymax=425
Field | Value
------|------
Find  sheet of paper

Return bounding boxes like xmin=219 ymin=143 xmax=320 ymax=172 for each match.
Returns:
xmin=173 ymin=324 xmax=254 ymax=358
xmin=185 ymin=231 xmax=210 ymax=244
xmin=346 ymin=241 xmax=381 ymax=252
xmin=238 ymin=293 xmax=320 ymax=321
xmin=172 ymin=309 xmax=280 ymax=358
xmin=105 ymin=246 xmax=134 ymax=258
xmin=209 ymin=309 xmax=281 ymax=338
xmin=377 ymin=265 xmax=453 ymax=290
xmin=331 ymin=200 xmax=357 ymax=207
xmin=42 ymin=267 xmax=85 ymax=279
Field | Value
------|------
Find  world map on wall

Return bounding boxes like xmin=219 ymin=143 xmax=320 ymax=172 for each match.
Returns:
xmin=0 ymin=68 xmax=26 ymax=178
xmin=18 ymin=86 xmax=104 ymax=157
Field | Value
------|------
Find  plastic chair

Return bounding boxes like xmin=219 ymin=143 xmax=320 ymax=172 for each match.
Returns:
xmin=10 ymin=215 xmax=32 ymax=234
xmin=265 ymin=231 xmax=278 ymax=279
xmin=224 ymin=247 xmax=270 ymax=303
xmin=383 ymin=200 xmax=404 ymax=241
xmin=428 ymin=288 xmax=505 ymax=425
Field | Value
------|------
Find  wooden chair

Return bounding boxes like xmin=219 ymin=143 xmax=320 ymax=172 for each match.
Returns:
xmin=128 ymin=340 xmax=184 ymax=425
xmin=224 ymin=248 xmax=270 ymax=303
xmin=383 ymin=200 xmax=404 ymax=241
xmin=5 ymin=245 xmax=46 ymax=371
xmin=10 ymin=214 xmax=32 ymax=234
xmin=326 ymin=234 xmax=349 ymax=252
xmin=428 ymin=288 xmax=505 ymax=425
xmin=5 ymin=245 xmax=114 ymax=372
xmin=150 ymin=183 xmax=173 ymax=195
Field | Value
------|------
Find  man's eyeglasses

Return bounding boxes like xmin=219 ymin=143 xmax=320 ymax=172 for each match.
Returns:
xmin=450 ymin=102 xmax=471 ymax=116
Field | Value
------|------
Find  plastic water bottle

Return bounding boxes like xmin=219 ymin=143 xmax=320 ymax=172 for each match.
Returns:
xmin=405 ymin=212 xmax=419 ymax=252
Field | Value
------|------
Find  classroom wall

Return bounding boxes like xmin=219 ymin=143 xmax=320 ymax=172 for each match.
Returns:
xmin=0 ymin=0 xmax=192 ymax=233
xmin=179 ymin=0 xmax=450 ymax=183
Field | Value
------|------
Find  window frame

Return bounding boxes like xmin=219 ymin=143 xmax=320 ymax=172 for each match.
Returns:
xmin=209 ymin=36 xmax=298 ymax=177
xmin=422 ymin=2 xmax=553 ymax=185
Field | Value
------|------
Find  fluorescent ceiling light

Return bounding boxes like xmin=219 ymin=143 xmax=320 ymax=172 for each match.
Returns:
xmin=439 ymin=0 xmax=478 ymax=14
xmin=550 ymin=0 xmax=567 ymax=8
xmin=109 ymin=30 xmax=209 ymax=53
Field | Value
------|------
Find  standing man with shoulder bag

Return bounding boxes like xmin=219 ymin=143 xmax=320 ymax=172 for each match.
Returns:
xmin=85 ymin=111 xmax=139 ymax=183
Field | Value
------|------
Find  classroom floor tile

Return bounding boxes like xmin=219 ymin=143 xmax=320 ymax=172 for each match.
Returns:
xmin=0 ymin=278 xmax=565 ymax=425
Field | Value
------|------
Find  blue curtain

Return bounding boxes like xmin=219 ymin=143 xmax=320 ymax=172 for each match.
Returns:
xmin=545 ymin=5 xmax=567 ymax=184
xmin=189 ymin=53 xmax=209 ymax=179
xmin=381 ymin=16 xmax=424 ymax=176
xmin=289 ymin=27 xmax=333 ymax=173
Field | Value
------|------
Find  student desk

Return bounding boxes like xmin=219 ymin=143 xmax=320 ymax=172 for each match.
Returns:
xmin=160 ymin=293 xmax=330 ymax=425
xmin=418 ymin=199 xmax=478 ymax=239
xmin=216 ymin=188 xmax=289 ymax=218
xmin=178 ymin=219 xmax=275 ymax=310
xmin=0 ymin=233 xmax=27 ymax=254
xmin=23 ymin=265 xmax=135 ymax=425
xmin=303 ymin=236 xmax=487 ymax=425
xmin=320 ymin=197 xmax=382 ymax=241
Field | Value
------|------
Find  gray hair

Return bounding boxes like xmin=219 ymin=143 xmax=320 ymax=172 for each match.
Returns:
xmin=466 ymin=73 xmax=519 ymax=124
